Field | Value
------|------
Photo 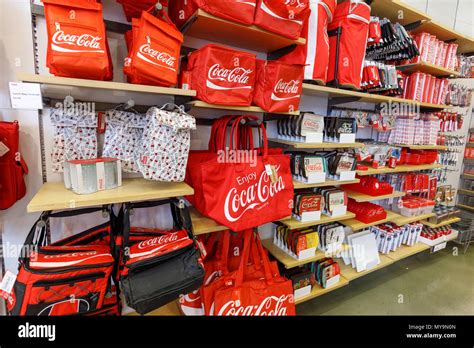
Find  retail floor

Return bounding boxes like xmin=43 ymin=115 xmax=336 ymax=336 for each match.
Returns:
xmin=297 ymin=245 xmax=474 ymax=315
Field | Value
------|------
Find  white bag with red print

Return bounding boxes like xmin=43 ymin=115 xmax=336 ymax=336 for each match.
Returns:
xmin=138 ymin=105 xmax=196 ymax=182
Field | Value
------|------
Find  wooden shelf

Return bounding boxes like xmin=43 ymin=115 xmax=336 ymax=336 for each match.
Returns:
xmin=370 ymin=0 xmax=431 ymax=26
xmin=459 ymin=189 xmax=474 ymax=197
xmin=390 ymin=211 xmax=436 ymax=226
xmin=268 ymin=139 xmax=364 ymax=149
xmin=279 ymin=212 xmax=356 ymax=229
xmin=262 ymin=239 xmax=349 ymax=269
xmin=17 ymin=73 xmax=195 ymax=97
xmin=295 ymin=277 xmax=350 ymax=305
xmin=421 ymin=217 xmax=461 ymax=228
xmin=344 ymin=190 xmax=405 ymax=202
xmin=126 ymin=301 xmax=181 ymax=316
xmin=302 ymin=83 xmax=447 ymax=110
xmin=339 ymin=255 xmax=394 ymax=281
xmin=27 ymin=179 xmax=194 ymax=213
xmin=356 ymin=164 xmax=445 ymax=176
xmin=191 ymin=208 xmax=227 ymax=236
xmin=182 ymin=9 xmax=306 ymax=52
xmin=457 ymin=204 xmax=474 ymax=212
xmin=396 ymin=62 xmax=460 ymax=77
xmin=386 ymin=243 xmax=430 ymax=261
xmin=341 ymin=210 xmax=399 ymax=231
xmin=293 ymin=178 xmax=360 ymax=189
xmin=188 ymin=101 xmax=299 ymax=115
xmin=462 ymin=173 xmax=474 ymax=180
xmin=392 ymin=144 xmax=448 ymax=150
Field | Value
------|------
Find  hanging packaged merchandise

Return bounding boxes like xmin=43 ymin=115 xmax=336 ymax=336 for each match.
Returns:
xmin=367 ymin=16 xmax=381 ymax=45
xmin=50 ymin=107 xmax=98 ymax=173
xmin=5 ymin=208 xmax=119 ymax=316
xmin=124 ymin=10 xmax=183 ymax=87
xmin=185 ymin=115 xmax=294 ymax=231
xmin=253 ymin=0 xmax=310 ymax=39
xmin=253 ymin=60 xmax=304 ymax=113
xmin=103 ymin=109 xmax=147 ymax=173
xmin=42 ymin=0 xmax=113 ymax=80
xmin=185 ymin=44 xmax=256 ymax=106
xmin=139 ymin=105 xmax=196 ymax=182
xmin=0 ymin=121 xmax=28 ymax=210
xmin=327 ymin=0 xmax=371 ymax=89
xmin=169 ymin=0 xmax=256 ymax=29
xmin=205 ymin=230 xmax=295 ymax=316
xmin=119 ymin=199 xmax=205 ymax=315
xmin=278 ymin=0 xmax=337 ymax=85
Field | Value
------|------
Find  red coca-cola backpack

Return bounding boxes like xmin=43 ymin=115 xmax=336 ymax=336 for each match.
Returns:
xmin=0 ymin=121 xmax=28 ymax=210
xmin=186 ymin=44 xmax=256 ymax=106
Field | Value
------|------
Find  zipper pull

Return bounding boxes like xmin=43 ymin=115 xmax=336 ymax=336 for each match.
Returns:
xmin=146 ymin=36 xmax=151 ymax=45
xmin=55 ymin=22 xmax=60 ymax=32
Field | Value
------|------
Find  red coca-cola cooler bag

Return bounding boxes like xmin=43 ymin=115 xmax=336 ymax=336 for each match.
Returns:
xmin=125 ymin=10 xmax=183 ymax=87
xmin=327 ymin=0 xmax=370 ymax=89
xmin=253 ymin=60 xmax=304 ymax=113
xmin=0 ymin=121 xmax=28 ymax=210
xmin=169 ymin=0 xmax=256 ymax=29
xmin=5 ymin=208 xmax=117 ymax=316
xmin=253 ymin=0 xmax=310 ymax=39
xmin=42 ymin=0 xmax=113 ymax=80
xmin=186 ymin=44 xmax=256 ymax=106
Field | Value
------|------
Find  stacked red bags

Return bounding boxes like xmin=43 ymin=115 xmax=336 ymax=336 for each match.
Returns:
xmin=124 ymin=9 xmax=183 ymax=86
xmin=327 ymin=0 xmax=370 ymax=89
xmin=185 ymin=115 xmax=294 ymax=231
xmin=279 ymin=0 xmax=337 ymax=85
xmin=181 ymin=230 xmax=295 ymax=316
xmin=42 ymin=0 xmax=113 ymax=80
xmin=253 ymin=60 xmax=304 ymax=113
xmin=403 ymin=73 xmax=448 ymax=104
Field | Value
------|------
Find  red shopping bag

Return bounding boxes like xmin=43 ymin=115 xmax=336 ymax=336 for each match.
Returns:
xmin=253 ymin=60 xmax=304 ymax=113
xmin=327 ymin=0 xmax=370 ymax=89
xmin=169 ymin=0 xmax=256 ymax=29
xmin=278 ymin=0 xmax=337 ymax=85
xmin=42 ymin=0 xmax=112 ymax=80
xmin=254 ymin=0 xmax=310 ymax=39
xmin=185 ymin=115 xmax=293 ymax=231
xmin=186 ymin=44 xmax=256 ymax=106
xmin=211 ymin=230 xmax=295 ymax=316
xmin=124 ymin=10 xmax=183 ymax=86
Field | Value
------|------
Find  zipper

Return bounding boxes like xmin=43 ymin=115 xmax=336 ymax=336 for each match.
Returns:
xmin=347 ymin=13 xmax=369 ymax=24
xmin=32 ymin=272 xmax=105 ymax=287
xmin=25 ymin=261 xmax=114 ymax=275
xmin=126 ymin=244 xmax=194 ymax=270
xmin=36 ymin=248 xmax=100 ymax=255
xmin=55 ymin=21 xmax=98 ymax=32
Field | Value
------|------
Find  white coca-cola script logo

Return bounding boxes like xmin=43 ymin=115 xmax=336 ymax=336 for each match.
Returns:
xmin=137 ymin=42 xmax=177 ymax=72
xmin=44 ymin=251 xmax=97 ymax=259
xmin=271 ymin=79 xmax=300 ymax=101
xmin=224 ymin=166 xmax=286 ymax=222
xmin=51 ymin=26 xmax=103 ymax=53
xmin=206 ymin=64 xmax=253 ymax=90
xmin=138 ymin=233 xmax=178 ymax=250
xmin=217 ymin=295 xmax=293 ymax=316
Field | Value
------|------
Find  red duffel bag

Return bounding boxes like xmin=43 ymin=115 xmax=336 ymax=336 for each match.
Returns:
xmin=327 ymin=0 xmax=370 ymax=89
xmin=185 ymin=115 xmax=294 ymax=231
xmin=253 ymin=60 xmax=304 ymax=113
xmin=186 ymin=44 xmax=256 ymax=106
xmin=169 ymin=0 xmax=257 ymax=29
xmin=42 ymin=0 xmax=113 ymax=80
xmin=278 ymin=0 xmax=337 ymax=85
xmin=0 ymin=121 xmax=28 ymax=210
xmin=253 ymin=0 xmax=310 ymax=40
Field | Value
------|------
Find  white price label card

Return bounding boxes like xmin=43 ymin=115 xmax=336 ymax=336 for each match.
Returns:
xmin=9 ymin=82 xmax=43 ymax=110
xmin=0 ymin=270 xmax=16 ymax=299
xmin=431 ymin=241 xmax=447 ymax=253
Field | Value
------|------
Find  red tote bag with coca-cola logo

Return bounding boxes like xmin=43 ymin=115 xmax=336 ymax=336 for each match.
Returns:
xmin=186 ymin=115 xmax=293 ymax=231
xmin=254 ymin=0 xmax=310 ymax=40
xmin=186 ymin=45 xmax=256 ymax=106
xmin=211 ymin=230 xmax=295 ymax=316
xmin=42 ymin=0 xmax=112 ymax=80
xmin=253 ymin=60 xmax=304 ymax=113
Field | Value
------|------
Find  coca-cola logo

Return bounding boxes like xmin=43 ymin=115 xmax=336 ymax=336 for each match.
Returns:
xmin=44 ymin=251 xmax=97 ymax=259
xmin=271 ymin=79 xmax=301 ymax=101
xmin=137 ymin=233 xmax=179 ymax=250
xmin=302 ymin=200 xmax=319 ymax=209
xmin=52 ymin=30 xmax=103 ymax=53
xmin=224 ymin=166 xmax=286 ymax=222
xmin=216 ymin=294 xmax=293 ymax=316
xmin=206 ymin=64 xmax=253 ymax=90
xmin=137 ymin=44 xmax=176 ymax=71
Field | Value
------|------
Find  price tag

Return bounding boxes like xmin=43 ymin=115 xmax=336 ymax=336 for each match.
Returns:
xmin=9 ymin=82 xmax=43 ymax=110
xmin=431 ymin=241 xmax=447 ymax=253
xmin=0 ymin=271 xmax=17 ymax=299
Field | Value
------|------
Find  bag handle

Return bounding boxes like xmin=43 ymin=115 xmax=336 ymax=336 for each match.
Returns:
xmin=229 ymin=115 xmax=268 ymax=160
